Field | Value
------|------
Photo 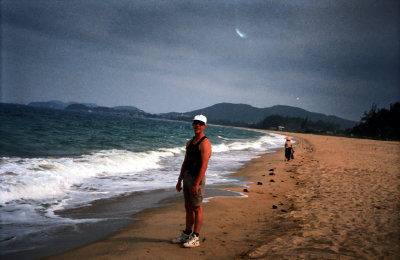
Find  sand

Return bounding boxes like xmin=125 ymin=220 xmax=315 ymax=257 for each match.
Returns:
xmin=46 ymin=132 xmax=400 ymax=260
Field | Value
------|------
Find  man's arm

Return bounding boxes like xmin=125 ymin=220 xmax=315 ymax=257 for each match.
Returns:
xmin=191 ymin=138 xmax=212 ymax=196
xmin=176 ymin=140 xmax=190 ymax=192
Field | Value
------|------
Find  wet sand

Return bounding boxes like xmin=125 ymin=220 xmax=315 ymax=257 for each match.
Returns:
xmin=46 ymin=132 xmax=400 ymax=260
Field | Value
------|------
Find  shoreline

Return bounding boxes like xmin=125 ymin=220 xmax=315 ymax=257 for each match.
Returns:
xmin=44 ymin=131 xmax=300 ymax=259
xmin=1 ymin=187 xmax=245 ymax=260
xmin=8 ymin=131 xmax=400 ymax=259
xmin=1 ymin=123 xmax=276 ymax=259
xmin=46 ymin=132 xmax=400 ymax=259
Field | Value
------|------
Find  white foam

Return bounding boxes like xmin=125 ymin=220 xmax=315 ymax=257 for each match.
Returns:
xmin=0 ymin=132 xmax=285 ymax=206
xmin=212 ymin=133 xmax=282 ymax=153
xmin=0 ymin=149 xmax=183 ymax=204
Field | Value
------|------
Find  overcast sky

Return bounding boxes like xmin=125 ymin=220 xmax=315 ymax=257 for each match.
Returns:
xmin=1 ymin=0 xmax=399 ymax=121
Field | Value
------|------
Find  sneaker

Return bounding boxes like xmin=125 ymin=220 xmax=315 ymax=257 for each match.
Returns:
xmin=183 ymin=234 xmax=200 ymax=248
xmin=171 ymin=231 xmax=190 ymax=244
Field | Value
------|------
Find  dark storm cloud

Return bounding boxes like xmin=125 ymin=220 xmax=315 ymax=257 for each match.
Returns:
xmin=1 ymin=0 xmax=399 ymax=121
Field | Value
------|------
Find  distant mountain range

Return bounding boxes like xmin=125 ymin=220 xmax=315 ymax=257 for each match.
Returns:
xmin=28 ymin=100 xmax=98 ymax=110
xmin=161 ymin=103 xmax=357 ymax=129
xmin=23 ymin=100 xmax=357 ymax=130
xmin=27 ymin=100 xmax=146 ymax=116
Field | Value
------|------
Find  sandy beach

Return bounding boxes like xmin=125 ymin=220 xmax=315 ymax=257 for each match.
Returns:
xmin=46 ymin=132 xmax=400 ymax=260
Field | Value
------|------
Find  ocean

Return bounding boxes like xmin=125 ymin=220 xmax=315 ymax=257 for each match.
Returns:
xmin=0 ymin=104 xmax=284 ymax=258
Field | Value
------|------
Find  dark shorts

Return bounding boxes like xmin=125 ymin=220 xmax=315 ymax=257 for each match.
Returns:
xmin=183 ymin=171 xmax=205 ymax=207
xmin=285 ymin=148 xmax=292 ymax=160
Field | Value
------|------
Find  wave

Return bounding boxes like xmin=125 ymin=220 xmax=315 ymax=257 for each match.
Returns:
xmin=0 ymin=132 xmax=284 ymax=205
xmin=212 ymin=133 xmax=282 ymax=153
xmin=0 ymin=148 xmax=185 ymax=204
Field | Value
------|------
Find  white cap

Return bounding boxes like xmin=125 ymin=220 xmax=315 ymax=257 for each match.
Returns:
xmin=193 ymin=114 xmax=207 ymax=125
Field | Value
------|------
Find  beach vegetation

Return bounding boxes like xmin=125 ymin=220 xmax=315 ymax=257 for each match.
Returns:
xmin=350 ymin=102 xmax=400 ymax=141
xmin=253 ymin=115 xmax=341 ymax=135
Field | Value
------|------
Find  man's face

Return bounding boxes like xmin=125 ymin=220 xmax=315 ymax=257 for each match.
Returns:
xmin=192 ymin=120 xmax=205 ymax=133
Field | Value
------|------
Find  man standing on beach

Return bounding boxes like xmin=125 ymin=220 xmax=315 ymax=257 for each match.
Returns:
xmin=172 ymin=115 xmax=212 ymax=248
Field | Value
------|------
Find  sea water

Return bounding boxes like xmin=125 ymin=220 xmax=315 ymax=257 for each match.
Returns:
xmin=0 ymin=104 xmax=284 ymax=257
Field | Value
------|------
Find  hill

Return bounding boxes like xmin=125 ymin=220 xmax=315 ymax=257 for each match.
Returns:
xmin=28 ymin=100 xmax=97 ymax=109
xmin=27 ymin=101 xmax=146 ymax=116
xmin=25 ymin=101 xmax=357 ymax=130
xmin=28 ymin=100 xmax=70 ymax=110
xmin=159 ymin=103 xmax=357 ymax=130
xmin=112 ymin=106 xmax=145 ymax=113
xmin=64 ymin=103 xmax=149 ymax=117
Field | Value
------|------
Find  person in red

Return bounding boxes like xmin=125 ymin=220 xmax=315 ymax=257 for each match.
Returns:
xmin=172 ymin=115 xmax=212 ymax=248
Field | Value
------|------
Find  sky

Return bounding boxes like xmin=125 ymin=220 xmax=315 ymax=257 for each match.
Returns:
xmin=1 ymin=0 xmax=399 ymax=121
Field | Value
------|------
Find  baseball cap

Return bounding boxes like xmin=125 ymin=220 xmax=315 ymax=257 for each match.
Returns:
xmin=193 ymin=114 xmax=207 ymax=125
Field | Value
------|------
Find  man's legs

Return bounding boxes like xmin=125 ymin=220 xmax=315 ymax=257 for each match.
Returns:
xmin=185 ymin=202 xmax=195 ymax=231
xmin=171 ymin=204 xmax=192 ymax=244
xmin=181 ymin=203 xmax=202 ymax=248
xmin=185 ymin=203 xmax=203 ymax=233
xmin=173 ymin=174 xmax=204 ymax=247
xmin=193 ymin=205 xmax=203 ymax=233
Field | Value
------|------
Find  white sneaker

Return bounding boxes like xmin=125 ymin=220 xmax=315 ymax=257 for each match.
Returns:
xmin=183 ymin=234 xmax=200 ymax=248
xmin=171 ymin=231 xmax=190 ymax=244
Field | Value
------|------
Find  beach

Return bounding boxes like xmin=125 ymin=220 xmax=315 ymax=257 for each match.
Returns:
xmin=45 ymin=132 xmax=400 ymax=260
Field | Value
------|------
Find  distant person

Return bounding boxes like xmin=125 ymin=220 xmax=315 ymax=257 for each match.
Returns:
xmin=284 ymin=136 xmax=294 ymax=161
xmin=172 ymin=115 xmax=212 ymax=248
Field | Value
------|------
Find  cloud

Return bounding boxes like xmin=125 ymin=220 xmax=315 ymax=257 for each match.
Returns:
xmin=1 ymin=0 xmax=399 ymax=121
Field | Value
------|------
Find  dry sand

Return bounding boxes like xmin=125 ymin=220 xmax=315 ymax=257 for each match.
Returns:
xmin=46 ymin=132 xmax=400 ymax=260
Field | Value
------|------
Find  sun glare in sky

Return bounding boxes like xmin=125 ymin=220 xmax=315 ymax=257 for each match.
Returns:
xmin=235 ymin=28 xmax=247 ymax=39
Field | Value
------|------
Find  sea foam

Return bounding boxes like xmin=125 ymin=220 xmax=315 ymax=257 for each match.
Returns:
xmin=0 ymin=133 xmax=283 ymax=206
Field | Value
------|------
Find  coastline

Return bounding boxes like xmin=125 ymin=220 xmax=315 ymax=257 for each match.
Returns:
xmin=43 ymin=134 xmax=293 ymax=260
xmin=33 ymin=132 xmax=400 ymax=259
xmin=1 ymin=188 xmax=244 ymax=260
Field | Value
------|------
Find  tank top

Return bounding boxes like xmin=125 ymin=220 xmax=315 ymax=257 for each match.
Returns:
xmin=285 ymin=140 xmax=292 ymax=149
xmin=185 ymin=136 xmax=207 ymax=177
